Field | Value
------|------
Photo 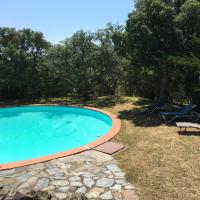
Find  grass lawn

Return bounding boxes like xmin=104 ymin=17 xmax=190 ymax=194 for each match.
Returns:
xmin=109 ymin=97 xmax=200 ymax=200
xmin=1 ymin=96 xmax=200 ymax=200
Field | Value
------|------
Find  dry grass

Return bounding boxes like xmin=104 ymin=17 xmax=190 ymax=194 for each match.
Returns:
xmin=104 ymin=97 xmax=200 ymax=200
xmin=1 ymin=96 xmax=200 ymax=200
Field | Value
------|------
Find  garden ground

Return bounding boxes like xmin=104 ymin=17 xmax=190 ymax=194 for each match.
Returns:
xmin=1 ymin=96 xmax=200 ymax=200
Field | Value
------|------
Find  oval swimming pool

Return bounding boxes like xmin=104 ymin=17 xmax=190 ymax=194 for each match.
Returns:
xmin=0 ymin=106 xmax=120 ymax=169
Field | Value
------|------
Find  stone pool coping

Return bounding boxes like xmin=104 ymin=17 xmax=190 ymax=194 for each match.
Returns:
xmin=0 ymin=150 xmax=138 ymax=200
xmin=0 ymin=105 xmax=121 ymax=170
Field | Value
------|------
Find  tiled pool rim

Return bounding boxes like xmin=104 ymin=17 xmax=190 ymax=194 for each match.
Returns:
xmin=0 ymin=105 xmax=121 ymax=170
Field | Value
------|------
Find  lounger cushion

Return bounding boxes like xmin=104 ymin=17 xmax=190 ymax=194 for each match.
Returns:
xmin=176 ymin=122 xmax=200 ymax=129
xmin=160 ymin=111 xmax=180 ymax=116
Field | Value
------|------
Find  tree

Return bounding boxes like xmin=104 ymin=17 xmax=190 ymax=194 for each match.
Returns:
xmin=42 ymin=43 xmax=73 ymax=97
xmin=125 ymin=0 xmax=200 ymax=100
xmin=64 ymin=31 xmax=97 ymax=97
xmin=1 ymin=2 xmax=199 ymax=102
xmin=94 ymin=24 xmax=128 ymax=95
xmin=0 ymin=28 xmax=49 ymax=99
xmin=126 ymin=0 xmax=182 ymax=99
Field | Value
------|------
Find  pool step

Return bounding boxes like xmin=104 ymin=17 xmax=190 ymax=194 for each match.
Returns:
xmin=94 ymin=141 xmax=125 ymax=155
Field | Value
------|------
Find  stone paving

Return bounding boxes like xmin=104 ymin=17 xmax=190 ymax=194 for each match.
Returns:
xmin=0 ymin=150 xmax=138 ymax=200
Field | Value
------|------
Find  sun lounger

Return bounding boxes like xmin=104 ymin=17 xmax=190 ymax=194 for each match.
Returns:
xmin=176 ymin=122 xmax=200 ymax=132
xmin=160 ymin=104 xmax=197 ymax=123
xmin=148 ymin=97 xmax=168 ymax=114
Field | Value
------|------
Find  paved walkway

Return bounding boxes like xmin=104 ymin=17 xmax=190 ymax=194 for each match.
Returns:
xmin=0 ymin=150 xmax=138 ymax=200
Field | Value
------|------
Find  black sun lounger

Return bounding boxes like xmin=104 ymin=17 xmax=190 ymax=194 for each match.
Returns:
xmin=160 ymin=104 xmax=198 ymax=123
xmin=148 ymin=97 xmax=168 ymax=114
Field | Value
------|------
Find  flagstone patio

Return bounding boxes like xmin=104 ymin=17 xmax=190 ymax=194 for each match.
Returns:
xmin=0 ymin=150 xmax=138 ymax=200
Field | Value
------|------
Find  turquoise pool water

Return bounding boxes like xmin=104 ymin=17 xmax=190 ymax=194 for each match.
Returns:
xmin=0 ymin=106 xmax=112 ymax=164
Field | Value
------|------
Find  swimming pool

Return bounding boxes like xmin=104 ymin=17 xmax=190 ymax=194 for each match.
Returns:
xmin=0 ymin=106 xmax=120 ymax=169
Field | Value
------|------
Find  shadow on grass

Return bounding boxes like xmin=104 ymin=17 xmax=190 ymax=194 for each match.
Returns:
xmin=132 ymin=98 xmax=153 ymax=106
xmin=0 ymin=96 xmax=128 ymax=108
xmin=118 ymin=97 xmax=188 ymax=127
xmin=118 ymin=108 xmax=165 ymax=127
xmin=133 ymin=97 xmax=182 ymax=110
xmin=118 ymin=105 xmax=196 ymax=127
xmin=178 ymin=131 xmax=200 ymax=136
xmin=87 ymin=96 xmax=129 ymax=108
xmin=40 ymin=96 xmax=128 ymax=108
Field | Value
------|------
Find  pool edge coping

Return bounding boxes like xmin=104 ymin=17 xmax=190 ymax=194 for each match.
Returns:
xmin=0 ymin=105 xmax=121 ymax=170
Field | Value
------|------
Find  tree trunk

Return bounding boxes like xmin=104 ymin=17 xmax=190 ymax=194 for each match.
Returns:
xmin=159 ymin=63 xmax=169 ymax=100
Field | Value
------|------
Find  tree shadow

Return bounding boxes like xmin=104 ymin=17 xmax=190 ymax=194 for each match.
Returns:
xmin=38 ymin=96 xmax=128 ymax=108
xmin=133 ymin=98 xmax=182 ymax=111
xmin=178 ymin=131 xmax=200 ymax=136
xmin=118 ymin=107 xmax=165 ymax=127
xmin=118 ymin=101 xmax=197 ymax=127
xmin=39 ymin=97 xmax=85 ymax=106
xmin=133 ymin=98 xmax=153 ymax=106
xmin=0 ymin=96 xmax=128 ymax=108
xmin=87 ymin=96 xmax=128 ymax=108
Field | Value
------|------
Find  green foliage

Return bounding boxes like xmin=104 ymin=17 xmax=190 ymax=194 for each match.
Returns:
xmin=125 ymin=0 xmax=200 ymax=100
xmin=0 ymin=28 xmax=50 ymax=99
xmin=0 ymin=1 xmax=199 ymax=102
xmin=0 ymin=26 xmax=128 ymax=100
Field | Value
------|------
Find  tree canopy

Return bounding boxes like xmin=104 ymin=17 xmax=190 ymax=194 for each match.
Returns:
xmin=0 ymin=0 xmax=199 ymax=102
xmin=125 ymin=0 xmax=200 ymax=100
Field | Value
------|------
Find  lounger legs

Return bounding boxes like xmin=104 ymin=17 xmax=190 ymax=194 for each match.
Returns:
xmin=149 ymin=107 xmax=157 ymax=115
xmin=179 ymin=127 xmax=187 ymax=132
xmin=167 ymin=116 xmax=177 ymax=123
xmin=161 ymin=114 xmax=199 ymax=123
